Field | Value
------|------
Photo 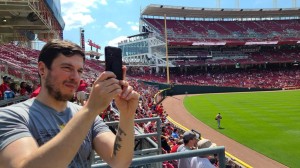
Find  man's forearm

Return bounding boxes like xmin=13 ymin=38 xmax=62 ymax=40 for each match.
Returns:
xmin=21 ymin=107 xmax=98 ymax=168
xmin=112 ymin=114 xmax=135 ymax=167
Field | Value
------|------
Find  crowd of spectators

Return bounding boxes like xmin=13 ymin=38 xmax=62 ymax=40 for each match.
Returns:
xmin=0 ymin=75 xmax=37 ymax=101
xmin=128 ymin=67 xmax=300 ymax=89
xmin=100 ymin=78 xmax=241 ymax=168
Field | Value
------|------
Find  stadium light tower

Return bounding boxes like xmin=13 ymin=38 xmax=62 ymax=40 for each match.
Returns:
xmin=216 ymin=0 xmax=221 ymax=8
xmin=292 ymin=0 xmax=297 ymax=8
xmin=164 ymin=14 xmax=170 ymax=84
xmin=236 ymin=0 xmax=240 ymax=9
xmin=273 ymin=0 xmax=277 ymax=8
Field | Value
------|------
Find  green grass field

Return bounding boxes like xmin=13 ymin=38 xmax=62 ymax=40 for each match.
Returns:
xmin=183 ymin=90 xmax=300 ymax=168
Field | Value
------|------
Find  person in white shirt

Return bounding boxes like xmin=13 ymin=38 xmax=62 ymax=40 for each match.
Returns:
xmin=190 ymin=139 xmax=217 ymax=168
xmin=177 ymin=131 xmax=200 ymax=168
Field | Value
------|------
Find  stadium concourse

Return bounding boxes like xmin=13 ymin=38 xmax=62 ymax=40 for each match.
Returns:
xmin=162 ymin=95 xmax=288 ymax=168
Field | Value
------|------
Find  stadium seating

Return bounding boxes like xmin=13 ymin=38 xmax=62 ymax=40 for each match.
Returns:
xmin=129 ymin=67 xmax=300 ymax=89
xmin=0 ymin=44 xmax=105 ymax=84
xmin=144 ymin=18 xmax=300 ymax=42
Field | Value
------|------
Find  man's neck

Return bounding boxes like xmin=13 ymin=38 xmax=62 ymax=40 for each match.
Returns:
xmin=36 ymin=89 xmax=68 ymax=112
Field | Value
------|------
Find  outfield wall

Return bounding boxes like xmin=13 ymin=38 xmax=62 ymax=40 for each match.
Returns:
xmin=141 ymin=81 xmax=280 ymax=95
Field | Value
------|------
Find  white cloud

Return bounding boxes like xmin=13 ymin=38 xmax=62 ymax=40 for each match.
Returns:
xmin=100 ymin=0 xmax=108 ymax=5
xmin=105 ymin=22 xmax=121 ymax=31
xmin=108 ymin=36 xmax=128 ymax=47
xmin=127 ymin=21 xmax=139 ymax=31
xmin=61 ymin=0 xmax=107 ymax=30
xmin=130 ymin=25 xmax=139 ymax=31
xmin=116 ymin=0 xmax=133 ymax=4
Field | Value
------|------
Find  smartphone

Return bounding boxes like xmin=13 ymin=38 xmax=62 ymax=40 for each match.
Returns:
xmin=105 ymin=46 xmax=123 ymax=80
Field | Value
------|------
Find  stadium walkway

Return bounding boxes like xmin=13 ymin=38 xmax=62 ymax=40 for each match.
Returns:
xmin=162 ymin=95 xmax=288 ymax=168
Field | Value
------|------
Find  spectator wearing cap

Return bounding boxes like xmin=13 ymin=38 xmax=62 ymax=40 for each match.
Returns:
xmin=190 ymin=139 xmax=217 ymax=168
xmin=177 ymin=131 xmax=200 ymax=168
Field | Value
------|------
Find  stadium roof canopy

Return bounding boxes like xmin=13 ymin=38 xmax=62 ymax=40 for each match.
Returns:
xmin=127 ymin=32 xmax=151 ymax=38
xmin=141 ymin=4 xmax=300 ymax=19
xmin=0 ymin=0 xmax=63 ymax=43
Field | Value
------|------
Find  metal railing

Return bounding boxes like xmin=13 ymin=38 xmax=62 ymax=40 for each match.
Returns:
xmin=111 ymin=117 xmax=161 ymax=153
xmin=0 ymin=95 xmax=29 ymax=107
xmin=92 ymin=117 xmax=226 ymax=168
xmin=93 ymin=117 xmax=163 ymax=166
xmin=92 ymin=146 xmax=226 ymax=168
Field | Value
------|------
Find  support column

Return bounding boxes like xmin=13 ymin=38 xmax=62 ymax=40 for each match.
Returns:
xmin=155 ymin=56 xmax=159 ymax=73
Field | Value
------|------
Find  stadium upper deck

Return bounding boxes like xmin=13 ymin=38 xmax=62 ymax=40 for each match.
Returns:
xmin=142 ymin=4 xmax=300 ymax=20
xmin=119 ymin=4 xmax=300 ymax=70
xmin=140 ymin=4 xmax=300 ymax=44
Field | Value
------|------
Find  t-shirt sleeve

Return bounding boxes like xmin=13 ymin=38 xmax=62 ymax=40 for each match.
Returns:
xmin=92 ymin=115 xmax=111 ymax=140
xmin=0 ymin=108 xmax=32 ymax=151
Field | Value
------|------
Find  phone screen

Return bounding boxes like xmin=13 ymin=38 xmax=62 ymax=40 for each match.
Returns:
xmin=105 ymin=46 xmax=123 ymax=80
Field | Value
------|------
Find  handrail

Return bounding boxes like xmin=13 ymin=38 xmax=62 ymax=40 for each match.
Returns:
xmin=104 ymin=117 xmax=162 ymax=155
xmin=92 ymin=146 xmax=226 ymax=168
xmin=153 ymin=88 xmax=170 ymax=104
xmin=0 ymin=96 xmax=29 ymax=107
xmin=93 ymin=116 xmax=226 ymax=168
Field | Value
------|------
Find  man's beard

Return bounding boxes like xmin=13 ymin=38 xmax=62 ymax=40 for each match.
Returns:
xmin=45 ymin=73 xmax=76 ymax=102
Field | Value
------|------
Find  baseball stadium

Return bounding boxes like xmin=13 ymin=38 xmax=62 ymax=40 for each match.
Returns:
xmin=0 ymin=0 xmax=299 ymax=168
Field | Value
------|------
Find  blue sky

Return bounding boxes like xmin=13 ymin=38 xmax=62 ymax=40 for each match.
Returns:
xmin=60 ymin=0 xmax=299 ymax=58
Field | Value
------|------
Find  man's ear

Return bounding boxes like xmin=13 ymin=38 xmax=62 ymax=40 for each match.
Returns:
xmin=38 ymin=62 xmax=46 ymax=76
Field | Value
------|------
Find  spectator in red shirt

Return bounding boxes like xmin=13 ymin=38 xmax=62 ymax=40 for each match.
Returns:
xmin=0 ymin=76 xmax=11 ymax=99
xmin=156 ymin=104 xmax=164 ymax=116
xmin=30 ymin=86 xmax=41 ymax=98
xmin=170 ymin=139 xmax=183 ymax=153
xmin=76 ymin=79 xmax=88 ymax=105
xmin=19 ymin=82 xmax=28 ymax=96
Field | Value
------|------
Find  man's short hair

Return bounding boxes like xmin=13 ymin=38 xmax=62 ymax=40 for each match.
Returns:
xmin=38 ymin=39 xmax=85 ymax=70
xmin=2 ymin=76 xmax=11 ymax=82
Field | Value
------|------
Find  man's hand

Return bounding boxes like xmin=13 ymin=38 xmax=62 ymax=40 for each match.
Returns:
xmin=85 ymin=71 xmax=122 ymax=114
xmin=115 ymin=81 xmax=139 ymax=116
xmin=114 ymin=66 xmax=139 ymax=116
